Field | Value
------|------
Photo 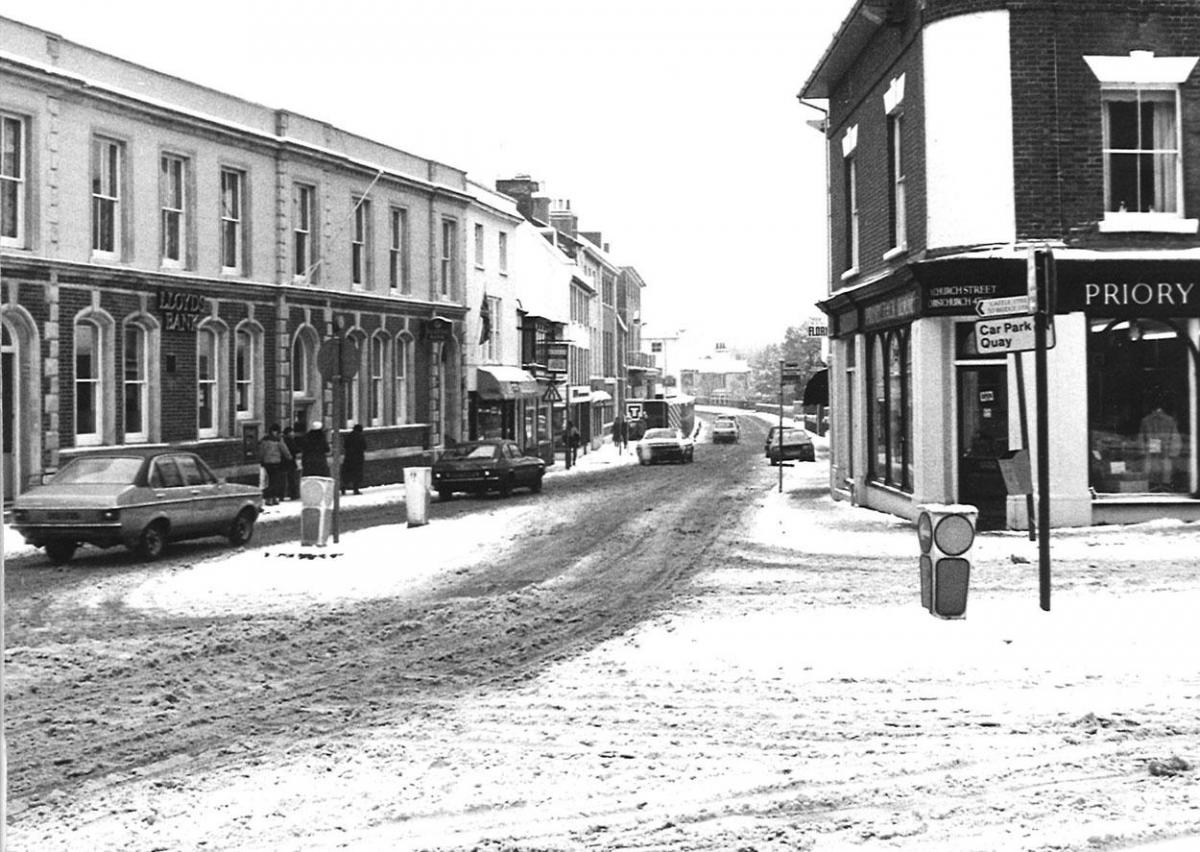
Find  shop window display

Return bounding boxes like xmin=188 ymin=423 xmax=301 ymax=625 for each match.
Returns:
xmin=1087 ymin=319 xmax=1194 ymax=494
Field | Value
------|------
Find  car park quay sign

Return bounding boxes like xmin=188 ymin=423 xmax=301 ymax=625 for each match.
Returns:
xmin=974 ymin=316 xmax=1055 ymax=353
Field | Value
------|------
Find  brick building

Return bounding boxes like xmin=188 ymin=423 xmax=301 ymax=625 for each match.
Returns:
xmin=800 ymin=0 xmax=1200 ymax=528
xmin=1 ymin=17 xmax=471 ymax=498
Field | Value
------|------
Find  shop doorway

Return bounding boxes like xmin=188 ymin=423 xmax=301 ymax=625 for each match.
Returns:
xmin=957 ymin=364 xmax=1009 ymax=529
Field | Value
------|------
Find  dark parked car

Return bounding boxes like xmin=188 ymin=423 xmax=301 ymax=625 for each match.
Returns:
xmin=432 ymin=439 xmax=545 ymax=500
xmin=11 ymin=450 xmax=263 ymax=564
xmin=765 ymin=427 xmax=815 ymax=464
xmin=637 ymin=427 xmax=695 ymax=465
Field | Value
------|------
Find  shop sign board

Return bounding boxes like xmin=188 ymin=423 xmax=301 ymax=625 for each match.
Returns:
xmin=973 ymin=317 xmax=1055 ymax=353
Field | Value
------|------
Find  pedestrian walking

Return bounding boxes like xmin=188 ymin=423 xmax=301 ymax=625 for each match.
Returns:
xmin=341 ymin=423 xmax=366 ymax=495
xmin=281 ymin=425 xmax=300 ymax=500
xmin=300 ymin=420 xmax=331 ymax=478
xmin=257 ymin=423 xmax=291 ymax=505
xmin=566 ymin=420 xmax=581 ymax=466
xmin=613 ymin=414 xmax=628 ymax=454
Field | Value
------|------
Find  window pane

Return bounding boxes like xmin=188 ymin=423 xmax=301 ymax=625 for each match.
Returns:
xmin=1 ymin=117 xmax=21 ymax=178
xmin=1 ymin=182 xmax=16 ymax=239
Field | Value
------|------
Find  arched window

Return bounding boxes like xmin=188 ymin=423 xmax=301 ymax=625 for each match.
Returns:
xmin=197 ymin=322 xmax=227 ymax=438
xmin=235 ymin=322 xmax=263 ymax=422
xmin=74 ymin=311 xmax=116 ymax=447
xmin=291 ymin=326 xmax=320 ymax=426
xmin=346 ymin=330 xmax=367 ymax=425
xmin=369 ymin=334 xmax=387 ymax=426
xmin=75 ymin=319 xmax=103 ymax=443
xmin=123 ymin=323 xmax=148 ymax=441
xmin=394 ymin=333 xmax=412 ymax=424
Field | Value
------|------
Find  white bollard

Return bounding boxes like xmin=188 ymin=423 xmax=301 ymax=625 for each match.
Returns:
xmin=404 ymin=466 xmax=431 ymax=527
xmin=300 ymin=476 xmax=335 ymax=546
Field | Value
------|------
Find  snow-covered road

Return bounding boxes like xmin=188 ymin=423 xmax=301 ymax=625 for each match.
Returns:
xmin=5 ymin=411 xmax=1199 ymax=851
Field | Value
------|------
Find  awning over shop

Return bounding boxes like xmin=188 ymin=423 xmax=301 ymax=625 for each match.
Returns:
xmin=802 ymin=369 xmax=829 ymax=406
xmin=590 ymin=390 xmax=613 ymax=403
xmin=476 ymin=365 xmax=539 ymax=400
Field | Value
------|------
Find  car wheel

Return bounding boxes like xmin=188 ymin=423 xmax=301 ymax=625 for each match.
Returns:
xmin=44 ymin=541 xmax=77 ymax=565
xmin=438 ymin=489 xmax=454 ymax=502
xmin=499 ymin=475 xmax=513 ymax=498
xmin=136 ymin=521 xmax=168 ymax=561
xmin=530 ymin=473 xmax=543 ymax=494
xmin=228 ymin=509 xmax=256 ymax=547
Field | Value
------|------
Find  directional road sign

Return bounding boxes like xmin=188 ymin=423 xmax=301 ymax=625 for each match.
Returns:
xmin=975 ymin=295 xmax=1032 ymax=318
xmin=974 ymin=316 xmax=1055 ymax=353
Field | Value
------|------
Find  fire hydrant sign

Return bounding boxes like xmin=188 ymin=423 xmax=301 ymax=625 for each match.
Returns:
xmin=974 ymin=316 xmax=1055 ymax=353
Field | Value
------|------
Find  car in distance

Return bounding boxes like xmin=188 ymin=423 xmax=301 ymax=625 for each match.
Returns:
xmin=432 ymin=439 xmax=545 ymax=500
xmin=765 ymin=426 xmax=816 ymax=464
xmin=11 ymin=450 xmax=263 ymax=564
xmin=711 ymin=415 xmax=740 ymax=444
xmin=637 ymin=427 xmax=695 ymax=465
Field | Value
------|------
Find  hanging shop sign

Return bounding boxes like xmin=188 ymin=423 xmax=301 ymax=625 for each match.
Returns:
xmin=157 ymin=289 xmax=207 ymax=332
xmin=542 ymin=341 xmax=569 ymax=374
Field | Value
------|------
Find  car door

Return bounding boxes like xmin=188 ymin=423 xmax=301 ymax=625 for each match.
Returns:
xmin=148 ymin=455 xmax=198 ymax=536
xmin=175 ymin=454 xmax=225 ymax=535
xmin=505 ymin=441 xmax=534 ymax=485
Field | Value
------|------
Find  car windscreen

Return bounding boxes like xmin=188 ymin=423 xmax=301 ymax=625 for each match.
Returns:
xmin=642 ymin=428 xmax=676 ymax=440
xmin=51 ymin=456 xmax=144 ymax=485
xmin=443 ymin=444 xmax=499 ymax=460
xmin=781 ymin=430 xmax=810 ymax=442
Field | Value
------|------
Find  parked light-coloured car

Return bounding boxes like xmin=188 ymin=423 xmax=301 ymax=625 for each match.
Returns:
xmin=637 ymin=427 xmax=695 ymax=465
xmin=11 ymin=450 xmax=263 ymax=564
xmin=711 ymin=415 xmax=740 ymax=444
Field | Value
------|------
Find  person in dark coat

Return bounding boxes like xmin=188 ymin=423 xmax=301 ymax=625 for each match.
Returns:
xmin=281 ymin=425 xmax=301 ymax=500
xmin=300 ymin=420 xmax=331 ymax=478
xmin=612 ymin=414 xmax=628 ymax=454
xmin=341 ymin=423 xmax=366 ymax=495
xmin=257 ymin=423 xmax=291 ymax=505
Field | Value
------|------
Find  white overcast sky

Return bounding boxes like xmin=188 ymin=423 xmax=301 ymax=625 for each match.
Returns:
xmin=5 ymin=0 xmax=855 ymax=350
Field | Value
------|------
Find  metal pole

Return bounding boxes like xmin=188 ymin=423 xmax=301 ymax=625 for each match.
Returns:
xmin=1034 ymin=250 xmax=1053 ymax=610
xmin=1014 ymin=352 xmax=1036 ymax=542
xmin=778 ymin=361 xmax=784 ymax=493
xmin=331 ymin=321 xmax=344 ymax=544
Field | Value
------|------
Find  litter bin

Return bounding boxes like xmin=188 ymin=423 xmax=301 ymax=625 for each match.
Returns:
xmin=404 ymin=466 xmax=431 ymax=527
xmin=300 ymin=475 xmax=335 ymax=546
xmin=917 ymin=503 xmax=978 ymax=619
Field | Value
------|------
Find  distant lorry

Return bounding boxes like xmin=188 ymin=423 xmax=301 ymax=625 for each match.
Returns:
xmin=625 ymin=395 xmax=696 ymax=441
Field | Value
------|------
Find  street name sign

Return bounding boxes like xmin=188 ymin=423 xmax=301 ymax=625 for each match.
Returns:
xmin=975 ymin=295 xmax=1031 ymax=317
xmin=974 ymin=317 xmax=1055 ymax=353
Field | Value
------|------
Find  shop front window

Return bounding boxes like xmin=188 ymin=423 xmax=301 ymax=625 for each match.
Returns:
xmin=476 ymin=401 xmax=504 ymax=440
xmin=1088 ymin=318 xmax=1194 ymax=494
xmin=867 ymin=328 xmax=912 ymax=490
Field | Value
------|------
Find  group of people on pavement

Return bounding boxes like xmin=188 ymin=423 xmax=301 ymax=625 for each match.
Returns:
xmin=258 ymin=419 xmax=367 ymax=505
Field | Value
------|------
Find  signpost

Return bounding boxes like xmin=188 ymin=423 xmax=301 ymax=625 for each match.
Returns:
xmin=317 ymin=324 xmax=359 ymax=544
xmin=1032 ymin=249 xmax=1054 ymax=611
xmin=777 ymin=362 xmax=802 ymax=492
